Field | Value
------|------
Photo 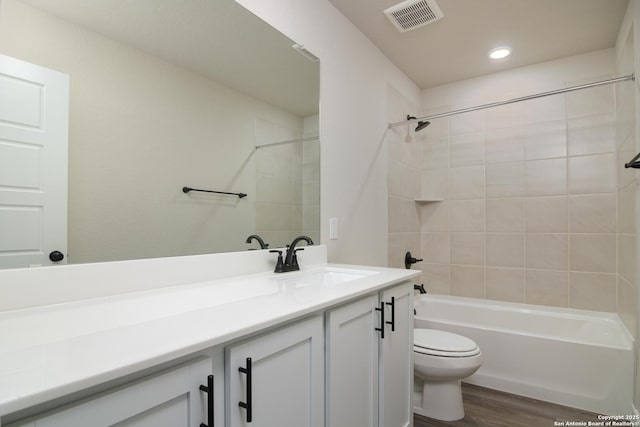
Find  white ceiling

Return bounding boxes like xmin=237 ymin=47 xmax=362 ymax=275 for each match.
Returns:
xmin=328 ymin=0 xmax=630 ymax=89
xmin=18 ymin=0 xmax=320 ymax=117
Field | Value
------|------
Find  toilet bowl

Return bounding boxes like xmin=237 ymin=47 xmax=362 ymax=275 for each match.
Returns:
xmin=413 ymin=329 xmax=482 ymax=421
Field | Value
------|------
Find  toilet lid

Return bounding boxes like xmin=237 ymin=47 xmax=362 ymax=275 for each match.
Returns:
xmin=414 ymin=329 xmax=479 ymax=356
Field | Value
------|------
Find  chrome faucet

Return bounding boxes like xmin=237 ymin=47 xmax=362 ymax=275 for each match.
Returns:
xmin=245 ymin=234 xmax=269 ymax=250
xmin=270 ymin=235 xmax=314 ymax=273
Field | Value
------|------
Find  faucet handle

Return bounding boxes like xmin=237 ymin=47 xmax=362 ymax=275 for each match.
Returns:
xmin=269 ymin=250 xmax=284 ymax=273
xmin=292 ymin=248 xmax=305 ymax=268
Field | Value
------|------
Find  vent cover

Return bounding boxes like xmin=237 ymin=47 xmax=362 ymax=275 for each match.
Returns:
xmin=384 ymin=0 xmax=444 ymax=32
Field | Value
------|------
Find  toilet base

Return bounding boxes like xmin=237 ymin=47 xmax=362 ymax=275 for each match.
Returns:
xmin=414 ymin=378 xmax=465 ymax=421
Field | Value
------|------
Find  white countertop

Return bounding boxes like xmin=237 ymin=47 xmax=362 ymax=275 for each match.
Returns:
xmin=0 ymin=262 xmax=419 ymax=417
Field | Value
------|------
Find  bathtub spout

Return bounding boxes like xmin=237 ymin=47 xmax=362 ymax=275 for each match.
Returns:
xmin=414 ymin=284 xmax=427 ymax=294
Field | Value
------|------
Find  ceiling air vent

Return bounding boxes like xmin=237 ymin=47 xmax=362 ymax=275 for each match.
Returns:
xmin=384 ymin=0 xmax=444 ymax=32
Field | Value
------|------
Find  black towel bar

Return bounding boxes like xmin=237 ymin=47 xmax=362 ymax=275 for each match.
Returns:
xmin=183 ymin=187 xmax=247 ymax=198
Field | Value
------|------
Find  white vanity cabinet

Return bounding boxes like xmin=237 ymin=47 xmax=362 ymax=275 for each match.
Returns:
xmin=7 ymin=356 xmax=221 ymax=427
xmin=325 ymin=282 xmax=413 ymax=427
xmin=0 ymin=260 xmax=421 ymax=427
xmin=225 ymin=315 xmax=324 ymax=427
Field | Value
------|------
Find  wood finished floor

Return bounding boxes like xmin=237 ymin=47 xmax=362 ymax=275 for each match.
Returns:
xmin=414 ymin=383 xmax=599 ymax=427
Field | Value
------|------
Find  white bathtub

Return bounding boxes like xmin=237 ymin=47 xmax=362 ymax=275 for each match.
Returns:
xmin=414 ymin=294 xmax=635 ymax=415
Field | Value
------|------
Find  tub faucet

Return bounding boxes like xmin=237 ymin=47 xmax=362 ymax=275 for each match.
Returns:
xmin=272 ymin=235 xmax=314 ymax=273
xmin=245 ymin=234 xmax=269 ymax=250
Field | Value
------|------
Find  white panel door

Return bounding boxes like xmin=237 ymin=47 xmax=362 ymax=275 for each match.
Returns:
xmin=226 ymin=316 xmax=324 ymax=427
xmin=379 ymin=283 xmax=413 ymax=427
xmin=0 ymin=54 xmax=69 ymax=269
xmin=325 ymin=294 xmax=380 ymax=427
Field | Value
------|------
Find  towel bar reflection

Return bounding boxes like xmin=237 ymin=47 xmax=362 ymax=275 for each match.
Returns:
xmin=183 ymin=187 xmax=247 ymax=198
xmin=625 ymin=152 xmax=640 ymax=169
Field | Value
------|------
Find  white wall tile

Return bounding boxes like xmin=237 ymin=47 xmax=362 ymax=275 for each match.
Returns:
xmin=423 ymin=141 xmax=449 ymax=170
xmin=568 ymin=153 xmax=616 ymax=194
xmin=525 ymin=196 xmax=568 ymax=233
xmin=450 ymin=265 xmax=485 ymax=298
xmin=617 ymin=184 xmax=636 ymax=234
xmin=422 ymin=168 xmax=448 ymax=199
xmin=524 ymin=94 xmax=566 ymax=124
xmin=485 ymin=126 xmax=524 ymax=164
xmin=526 ymin=233 xmax=568 ymax=271
xmin=567 ymin=114 xmax=616 ymax=156
xmin=420 ymin=201 xmax=450 ymax=232
xmin=524 ymin=120 xmax=567 ymax=160
xmin=525 ymin=158 xmax=567 ymax=196
xmin=449 ymin=165 xmax=485 ymax=199
xmin=486 ymin=267 xmax=524 ymax=303
xmin=486 ymin=198 xmax=524 ymax=232
xmin=566 ymin=77 xmax=614 ymax=118
xmin=450 ymin=110 xmax=484 ymax=135
xmin=421 ymin=263 xmax=451 ymax=294
xmin=421 ymin=232 xmax=450 ymax=264
xmin=486 ymin=162 xmax=524 ymax=197
xmin=450 ymin=199 xmax=485 ymax=232
xmin=450 ymin=131 xmax=484 ymax=167
xmin=451 ymin=232 xmax=485 ymax=265
xmin=485 ymin=102 xmax=523 ymax=131
xmin=569 ymin=272 xmax=616 ymax=311
xmin=569 ymin=194 xmax=616 ymax=233
xmin=486 ymin=234 xmax=524 ymax=268
xmin=618 ymin=234 xmax=636 ymax=283
xmin=569 ymin=233 xmax=616 ymax=273
xmin=526 ymin=269 xmax=568 ymax=307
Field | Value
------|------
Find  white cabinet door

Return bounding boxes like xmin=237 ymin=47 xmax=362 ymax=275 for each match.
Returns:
xmin=9 ymin=358 xmax=215 ymax=427
xmin=379 ymin=283 xmax=413 ymax=427
xmin=0 ymin=54 xmax=69 ymax=269
xmin=226 ymin=316 xmax=324 ymax=427
xmin=325 ymin=294 xmax=380 ymax=427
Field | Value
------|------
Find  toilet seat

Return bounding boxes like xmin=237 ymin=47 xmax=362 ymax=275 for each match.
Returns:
xmin=414 ymin=329 xmax=480 ymax=357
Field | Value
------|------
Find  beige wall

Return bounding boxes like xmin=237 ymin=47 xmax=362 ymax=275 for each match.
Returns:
xmin=0 ymin=0 xmax=306 ymax=262
xmin=410 ymin=49 xmax=621 ymax=310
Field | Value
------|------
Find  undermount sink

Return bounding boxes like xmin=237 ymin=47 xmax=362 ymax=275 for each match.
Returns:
xmin=273 ymin=267 xmax=378 ymax=288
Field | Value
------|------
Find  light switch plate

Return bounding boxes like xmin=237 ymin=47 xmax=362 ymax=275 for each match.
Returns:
xmin=329 ymin=218 xmax=338 ymax=240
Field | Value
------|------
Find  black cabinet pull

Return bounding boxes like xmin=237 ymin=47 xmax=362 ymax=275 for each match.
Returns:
xmin=375 ymin=301 xmax=385 ymax=339
xmin=199 ymin=374 xmax=214 ymax=427
xmin=239 ymin=357 xmax=253 ymax=422
xmin=385 ymin=296 xmax=395 ymax=332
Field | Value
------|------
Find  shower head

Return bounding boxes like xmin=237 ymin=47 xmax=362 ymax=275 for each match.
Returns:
xmin=415 ymin=120 xmax=430 ymax=132
xmin=406 ymin=115 xmax=430 ymax=133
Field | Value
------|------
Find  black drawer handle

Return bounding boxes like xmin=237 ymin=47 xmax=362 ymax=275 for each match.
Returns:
xmin=386 ymin=296 xmax=395 ymax=332
xmin=375 ymin=301 xmax=385 ymax=339
xmin=199 ymin=374 xmax=214 ymax=427
xmin=239 ymin=357 xmax=253 ymax=422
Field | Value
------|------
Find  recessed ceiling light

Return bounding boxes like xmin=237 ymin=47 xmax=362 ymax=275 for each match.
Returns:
xmin=488 ymin=46 xmax=512 ymax=59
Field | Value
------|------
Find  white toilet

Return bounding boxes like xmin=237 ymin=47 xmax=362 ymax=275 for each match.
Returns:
xmin=413 ymin=328 xmax=482 ymax=421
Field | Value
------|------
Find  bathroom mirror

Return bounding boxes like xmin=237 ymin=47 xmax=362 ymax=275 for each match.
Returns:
xmin=0 ymin=0 xmax=320 ymax=267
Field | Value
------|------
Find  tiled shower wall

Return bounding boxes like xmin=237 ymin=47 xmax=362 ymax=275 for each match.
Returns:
xmin=254 ymin=116 xmax=320 ymax=248
xmin=387 ymin=85 xmax=422 ymax=271
xmin=616 ymin=19 xmax=638 ymax=343
xmin=421 ymin=76 xmax=618 ymax=310
xmin=388 ymin=49 xmax=636 ymax=312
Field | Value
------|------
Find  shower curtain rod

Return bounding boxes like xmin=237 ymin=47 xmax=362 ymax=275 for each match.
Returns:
xmin=388 ymin=73 xmax=635 ymax=129
xmin=255 ymin=135 xmax=319 ymax=150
